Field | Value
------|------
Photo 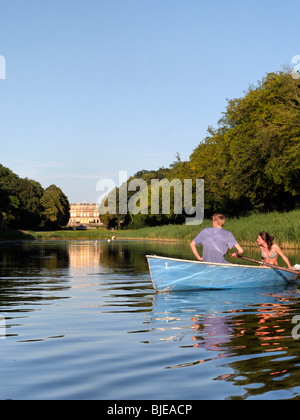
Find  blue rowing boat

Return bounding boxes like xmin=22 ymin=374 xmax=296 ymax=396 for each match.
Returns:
xmin=146 ymin=255 xmax=298 ymax=291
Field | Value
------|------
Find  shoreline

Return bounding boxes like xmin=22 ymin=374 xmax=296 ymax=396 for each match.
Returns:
xmin=1 ymin=209 xmax=300 ymax=248
xmin=0 ymin=230 xmax=299 ymax=249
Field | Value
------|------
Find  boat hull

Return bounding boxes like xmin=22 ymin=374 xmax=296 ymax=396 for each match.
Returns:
xmin=146 ymin=255 xmax=298 ymax=291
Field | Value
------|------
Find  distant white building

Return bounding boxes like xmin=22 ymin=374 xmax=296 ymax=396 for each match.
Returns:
xmin=68 ymin=203 xmax=102 ymax=226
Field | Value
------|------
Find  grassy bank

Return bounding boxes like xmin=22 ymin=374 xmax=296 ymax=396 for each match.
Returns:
xmin=1 ymin=209 xmax=299 ymax=248
xmin=0 ymin=228 xmax=36 ymax=241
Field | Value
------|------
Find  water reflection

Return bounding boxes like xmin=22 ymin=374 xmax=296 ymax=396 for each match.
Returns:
xmin=68 ymin=241 xmax=101 ymax=272
xmin=0 ymin=241 xmax=70 ymax=275
xmin=0 ymin=241 xmax=70 ymax=311
xmin=148 ymin=287 xmax=300 ymax=399
xmin=0 ymin=239 xmax=299 ymax=399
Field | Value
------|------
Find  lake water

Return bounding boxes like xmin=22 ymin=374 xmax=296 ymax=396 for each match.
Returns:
xmin=0 ymin=239 xmax=300 ymax=400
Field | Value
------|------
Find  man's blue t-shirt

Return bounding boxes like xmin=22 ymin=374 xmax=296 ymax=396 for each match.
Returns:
xmin=193 ymin=227 xmax=238 ymax=263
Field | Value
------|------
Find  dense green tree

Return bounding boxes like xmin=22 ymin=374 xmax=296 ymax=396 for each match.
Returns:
xmin=11 ymin=178 xmax=44 ymax=229
xmin=0 ymin=165 xmax=44 ymax=229
xmin=187 ymin=70 xmax=300 ymax=214
xmin=40 ymin=185 xmax=70 ymax=229
xmin=222 ymin=71 xmax=300 ymax=211
xmin=94 ymin=69 xmax=300 ymax=228
xmin=0 ymin=164 xmax=20 ymax=227
xmin=1 ymin=164 xmax=70 ymax=230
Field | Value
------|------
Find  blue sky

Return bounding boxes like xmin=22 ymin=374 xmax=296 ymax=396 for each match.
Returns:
xmin=0 ymin=0 xmax=299 ymax=203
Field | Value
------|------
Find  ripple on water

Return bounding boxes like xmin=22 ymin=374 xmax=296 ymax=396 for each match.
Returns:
xmin=1 ymin=240 xmax=300 ymax=400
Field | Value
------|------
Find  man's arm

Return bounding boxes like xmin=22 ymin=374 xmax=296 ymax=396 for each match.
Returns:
xmin=231 ymin=243 xmax=244 ymax=258
xmin=190 ymin=240 xmax=203 ymax=261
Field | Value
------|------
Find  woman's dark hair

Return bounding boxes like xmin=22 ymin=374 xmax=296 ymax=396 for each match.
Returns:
xmin=259 ymin=231 xmax=274 ymax=250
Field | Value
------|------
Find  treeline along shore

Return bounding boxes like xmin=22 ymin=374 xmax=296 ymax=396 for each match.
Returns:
xmin=0 ymin=164 xmax=69 ymax=231
xmin=1 ymin=210 xmax=299 ymax=249
xmin=100 ymin=70 xmax=300 ymax=231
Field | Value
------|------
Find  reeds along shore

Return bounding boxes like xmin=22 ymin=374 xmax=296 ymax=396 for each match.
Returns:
xmin=1 ymin=209 xmax=300 ymax=249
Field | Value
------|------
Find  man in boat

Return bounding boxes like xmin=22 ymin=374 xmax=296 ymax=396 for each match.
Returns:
xmin=190 ymin=213 xmax=243 ymax=263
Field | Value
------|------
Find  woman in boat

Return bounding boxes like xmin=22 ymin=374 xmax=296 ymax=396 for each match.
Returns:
xmin=257 ymin=231 xmax=293 ymax=269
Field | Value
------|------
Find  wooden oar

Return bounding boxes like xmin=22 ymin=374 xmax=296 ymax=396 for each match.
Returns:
xmin=228 ymin=254 xmax=300 ymax=275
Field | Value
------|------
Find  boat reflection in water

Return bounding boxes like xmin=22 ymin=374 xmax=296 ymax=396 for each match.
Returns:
xmin=147 ymin=286 xmax=300 ymax=397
